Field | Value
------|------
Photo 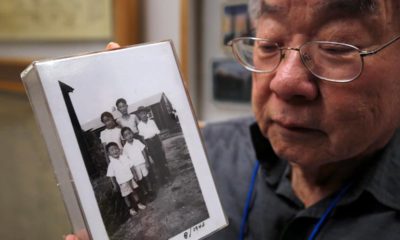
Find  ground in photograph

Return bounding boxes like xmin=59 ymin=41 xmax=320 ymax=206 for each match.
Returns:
xmin=93 ymin=131 xmax=209 ymax=240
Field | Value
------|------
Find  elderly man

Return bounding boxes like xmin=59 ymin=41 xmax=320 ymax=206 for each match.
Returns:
xmin=204 ymin=0 xmax=400 ymax=239
xmin=67 ymin=0 xmax=400 ymax=239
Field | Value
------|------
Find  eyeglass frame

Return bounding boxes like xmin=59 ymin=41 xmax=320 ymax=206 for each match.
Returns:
xmin=227 ymin=35 xmax=400 ymax=83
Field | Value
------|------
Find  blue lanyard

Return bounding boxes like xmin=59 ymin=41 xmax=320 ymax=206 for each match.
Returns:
xmin=239 ymin=161 xmax=351 ymax=240
xmin=239 ymin=160 xmax=260 ymax=240
xmin=307 ymin=182 xmax=351 ymax=240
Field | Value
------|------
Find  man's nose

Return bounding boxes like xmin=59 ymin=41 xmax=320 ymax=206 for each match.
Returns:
xmin=269 ymin=50 xmax=319 ymax=101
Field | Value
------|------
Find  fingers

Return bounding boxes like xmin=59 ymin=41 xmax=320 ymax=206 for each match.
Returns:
xmin=64 ymin=228 xmax=89 ymax=240
xmin=106 ymin=42 xmax=121 ymax=50
xmin=64 ymin=234 xmax=79 ymax=240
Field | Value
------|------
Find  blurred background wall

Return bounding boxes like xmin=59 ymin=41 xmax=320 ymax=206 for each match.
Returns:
xmin=0 ymin=0 xmax=252 ymax=239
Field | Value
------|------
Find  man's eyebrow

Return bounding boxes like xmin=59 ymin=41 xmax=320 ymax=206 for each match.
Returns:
xmin=315 ymin=0 xmax=379 ymax=16
xmin=260 ymin=2 xmax=287 ymax=16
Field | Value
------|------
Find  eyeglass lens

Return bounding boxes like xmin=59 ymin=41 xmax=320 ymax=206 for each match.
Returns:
xmin=233 ymin=39 xmax=363 ymax=82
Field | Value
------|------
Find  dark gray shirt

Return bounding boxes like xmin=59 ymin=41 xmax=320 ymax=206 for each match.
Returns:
xmin=202 ymin=117 xmax=400 ymax=240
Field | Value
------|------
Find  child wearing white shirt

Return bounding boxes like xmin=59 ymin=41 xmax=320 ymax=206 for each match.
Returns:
xmin=121 ymin=127 xmax=153 ymax=199
xmin=106 ymin=142 xmax=146 ymax=216
xmin=137 ymin=106 xmax=171 ymax=184
xmin=100 ymin=112 xmax=122 ymax=149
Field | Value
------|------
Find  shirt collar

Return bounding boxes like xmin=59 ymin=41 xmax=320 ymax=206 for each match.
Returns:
xmin=352 ymin=128 xmax=400 ymax=211
xmin=250 ymin=121 xmax=400 ymax=211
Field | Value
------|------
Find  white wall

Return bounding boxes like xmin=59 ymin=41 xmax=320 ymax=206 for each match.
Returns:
xmin=143 ymin=0 xmax=181 ymax=56
xmin=143 ymin=0 xmax=206 ymax=118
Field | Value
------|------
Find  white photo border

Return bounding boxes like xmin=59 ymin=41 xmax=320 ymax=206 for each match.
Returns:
xmin=35 ymin=41 xmax=227 ymax=240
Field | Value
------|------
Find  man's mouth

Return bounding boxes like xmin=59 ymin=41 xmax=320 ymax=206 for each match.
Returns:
xmin=271 ymin=119 xmax=322 ymax=135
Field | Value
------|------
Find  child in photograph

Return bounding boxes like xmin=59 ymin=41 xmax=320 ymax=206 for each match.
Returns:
xmin=115 ymin=98 xmax=140 ymax=135
xmin=121 ymin=127 xmax=153 ymax=200
xmin=105 ymin=142 xmax=146 ymax=216
xmin=136 ymin=106 xmax=171 ymax=184
xmin=99 ymin=112 xmax=122 ymax=149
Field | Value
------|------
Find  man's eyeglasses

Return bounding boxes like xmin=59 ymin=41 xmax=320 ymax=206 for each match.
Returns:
xmin=227 ymin=35 xmax=400 ymax=83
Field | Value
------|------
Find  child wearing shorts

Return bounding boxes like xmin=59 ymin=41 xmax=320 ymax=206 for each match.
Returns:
xmin=121 ymin=127 xmax=153 ymax=200
xmin=106 ymin=142 xmax=146 ymax=216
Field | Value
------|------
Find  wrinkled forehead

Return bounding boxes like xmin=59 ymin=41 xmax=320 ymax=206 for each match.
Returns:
xmin=261 ymin=0 xmax=378 ymax=14
xmin=258 ymin=0 xmax=397 ymax=33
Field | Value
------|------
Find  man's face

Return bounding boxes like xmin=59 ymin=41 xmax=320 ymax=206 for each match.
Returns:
xmin=252 ymin=0 xmax=400 ymax=168
xmin=117 ymin=102 xmax=128 ymax=115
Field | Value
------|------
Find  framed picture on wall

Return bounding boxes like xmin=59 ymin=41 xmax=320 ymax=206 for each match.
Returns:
xmin=0 ymin=0 xmax=141 ymax=93
xmin=0 ymin=0 xmax=139 ymax=44
xmin=221 ymin=0 xmax=252 ymax=49
xmin=212 ymin=58 xmax=252 ymax=103
xmin=0 ymin=0 xmax=113 ymax=41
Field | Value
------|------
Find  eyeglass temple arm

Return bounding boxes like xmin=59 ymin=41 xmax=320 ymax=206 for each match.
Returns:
xmin=360 ymin=35 xmax=400 ymax=56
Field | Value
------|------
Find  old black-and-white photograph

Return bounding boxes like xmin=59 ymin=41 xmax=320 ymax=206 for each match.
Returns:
xmin=24 ymin=42 xmax=227 ymax=240
xmin=60 ymin=82 xmax=208 ymax=239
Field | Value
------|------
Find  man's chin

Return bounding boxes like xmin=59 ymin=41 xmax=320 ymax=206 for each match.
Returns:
xmin=270 ymin=140 xmax=326 ymax=167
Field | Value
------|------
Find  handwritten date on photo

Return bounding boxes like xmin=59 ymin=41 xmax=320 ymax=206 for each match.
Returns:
xmin=183 ymin=222 xmax=206 ymax=239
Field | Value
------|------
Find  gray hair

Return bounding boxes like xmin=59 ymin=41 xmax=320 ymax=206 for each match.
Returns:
xmin=248 ymin=0 xmax=380 ymax=21
xmin=248 ymin=0 xmax=400 ymax=31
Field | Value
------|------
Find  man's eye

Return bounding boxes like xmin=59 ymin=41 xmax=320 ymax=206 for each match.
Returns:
xmin=256 ymin=43 xmax=278 ymax=54
xmin=320 ymin=44 xmax=354 ymax=55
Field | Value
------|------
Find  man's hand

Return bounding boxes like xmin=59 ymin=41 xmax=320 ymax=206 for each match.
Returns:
xmin=64 ymin=228 xmax=90 ymax=240
xmin=65 ymin=235 xmax=79 ymax=240
xmin=106 ymin=42 xmax=121 ymax=50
